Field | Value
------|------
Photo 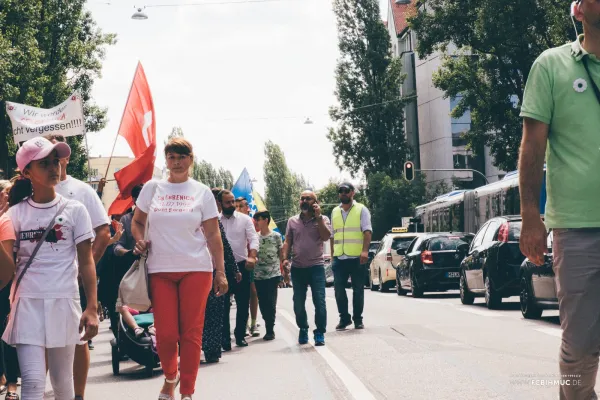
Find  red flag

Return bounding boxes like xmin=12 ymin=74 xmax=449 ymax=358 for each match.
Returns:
xmin=108 ymin=62 xmax=156 ymax=216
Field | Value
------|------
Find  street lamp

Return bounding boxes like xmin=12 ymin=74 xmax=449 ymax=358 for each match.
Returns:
xmin=131 ymin=6 xmax=148 ymax=20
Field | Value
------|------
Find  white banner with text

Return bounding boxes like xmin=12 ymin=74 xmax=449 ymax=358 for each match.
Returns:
xmin=7 ymin=92 xmax=85 ymax=143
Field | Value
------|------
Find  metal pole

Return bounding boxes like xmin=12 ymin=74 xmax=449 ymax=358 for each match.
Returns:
xmin=416 ymin=168 xmax=489 ymax=185
xmin=78 ymin=91 xmax=92 ymax=182
xmin=105 ymin=62 xmax=139 ymax=180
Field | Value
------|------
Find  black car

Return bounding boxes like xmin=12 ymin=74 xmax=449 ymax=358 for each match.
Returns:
xmin=519 ymin=232 xmax=557 ymax=319
xmin=460 ymin=216 xmax=525 ymax=309
xmin=396 ymin=233 xmax=473 ymax=298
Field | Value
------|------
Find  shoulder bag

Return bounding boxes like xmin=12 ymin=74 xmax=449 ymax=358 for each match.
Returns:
xmin=583 ymin=56 xmax=600 ymax=105
xmin=116 ymin=182 xmax=157 ymax=312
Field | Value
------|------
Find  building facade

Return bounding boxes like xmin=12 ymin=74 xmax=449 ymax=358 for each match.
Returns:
xmin=386 ymin=0 xmax=504 ymax=188
xmin=88 ymin=156 xmax=163 ymax=212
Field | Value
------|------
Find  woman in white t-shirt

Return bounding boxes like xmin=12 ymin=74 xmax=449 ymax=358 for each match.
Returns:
xmin=4 ymin=137 xmax=99 ymax=400
xmin=132 ymin=137 xmax=228 ymax=400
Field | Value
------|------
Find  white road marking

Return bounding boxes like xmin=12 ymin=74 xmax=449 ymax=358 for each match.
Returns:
xmin=278 ymin=309 xmax=376 ymax=400
xmin=535 ymin=327 xmax=562 ymax=338
xmin=457 ymin=307 xmax=506 ymax=317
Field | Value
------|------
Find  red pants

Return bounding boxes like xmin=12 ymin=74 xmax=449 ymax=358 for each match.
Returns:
xmin=150 ymin=272 xmax=212 ymax=395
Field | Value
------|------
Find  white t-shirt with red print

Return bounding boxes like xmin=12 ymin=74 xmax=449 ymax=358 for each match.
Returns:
xmin=8 ymin=195 xmax=94 ymax=299
xmin=136 ymin=178 xmax=219 ymax=274
xmin=3 ymin=195 xmax=94 ymax=348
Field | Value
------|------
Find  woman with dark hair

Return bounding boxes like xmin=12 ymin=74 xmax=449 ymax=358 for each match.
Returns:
xmin=132 ymin=138 xmax=227 ymax=400
xmin=201 ymin=188 xmax=240 ymax=363
xmin=4 ymin=137 xmax=98 ymax=400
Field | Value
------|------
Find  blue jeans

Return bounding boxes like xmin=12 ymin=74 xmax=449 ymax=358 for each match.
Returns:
xmin=291 ymin=265 xmax=327 ymax=334
xmin=332 ymin=257 xmax=365 ymax=324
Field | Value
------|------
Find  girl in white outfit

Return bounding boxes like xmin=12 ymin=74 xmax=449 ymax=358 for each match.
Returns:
xmin=3 ymin=137 xmax=99 ymax=400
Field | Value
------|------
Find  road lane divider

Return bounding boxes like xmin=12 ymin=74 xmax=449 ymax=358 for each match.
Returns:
xmin=278 ymin=309 xmax=376 ymax=400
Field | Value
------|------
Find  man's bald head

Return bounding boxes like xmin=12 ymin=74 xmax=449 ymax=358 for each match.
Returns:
xmin=300 ymin=190 xmax=318 ymax=214
xmin=301 ymin=190 xmax=317 ymax=201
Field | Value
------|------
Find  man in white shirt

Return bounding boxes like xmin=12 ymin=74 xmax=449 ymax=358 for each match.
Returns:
xmin=218 ymin=190 xmax=259 ymax=348
xmin=47 ymin=134 xmax=110 ymax=400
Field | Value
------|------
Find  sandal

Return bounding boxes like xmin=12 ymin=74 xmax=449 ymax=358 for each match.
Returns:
xmin=6 ymin=392 xmax=19 ymax=400
xmin=157 ymin=374 xmax=180 ymax=400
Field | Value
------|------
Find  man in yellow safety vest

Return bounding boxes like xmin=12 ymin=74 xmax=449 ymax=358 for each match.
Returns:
xmin=330 ymin=182 xmax=372 ymax=330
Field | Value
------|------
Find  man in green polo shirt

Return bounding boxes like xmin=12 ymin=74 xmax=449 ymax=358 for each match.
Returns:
xmin=519 ymin=1 xmax=600 ymax=399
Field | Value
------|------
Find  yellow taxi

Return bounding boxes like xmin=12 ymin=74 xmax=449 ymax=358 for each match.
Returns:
xmin=369 ymin=227 xmax=424 ymax=292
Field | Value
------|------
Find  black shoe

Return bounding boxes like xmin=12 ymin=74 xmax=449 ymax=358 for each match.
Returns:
xmin=236 ymin=338 xmax=248 ymax=347
xmin=263 ymin=332 xmax=275 ymax=341
xmin=222 ymin=343 xmax=232 ymax=352
xmin=203 ymin=355 xmax=220 ymax=364
xmin=355 ymin=322 xmax=365 ymax=329
xmin=336 ymin=320 xmax=352 ymax=331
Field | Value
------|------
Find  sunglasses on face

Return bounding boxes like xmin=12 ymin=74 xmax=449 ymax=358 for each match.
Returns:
xmin=338 ymin=188 xmax=351 ymax=194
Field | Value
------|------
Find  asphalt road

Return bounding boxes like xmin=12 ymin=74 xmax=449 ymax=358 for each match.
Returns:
xmin=36 ymin=287 xmax=600 ymax=399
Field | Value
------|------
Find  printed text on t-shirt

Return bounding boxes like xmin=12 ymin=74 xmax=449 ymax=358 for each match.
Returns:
xmin=154 ymin=194 xmax=196 ymax=213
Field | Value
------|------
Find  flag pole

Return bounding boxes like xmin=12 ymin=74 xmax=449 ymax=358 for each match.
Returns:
xmin=104 ymin=62 xmax=140 ymax=180
xmin=78 ymin=91 xmax=93 ymax=182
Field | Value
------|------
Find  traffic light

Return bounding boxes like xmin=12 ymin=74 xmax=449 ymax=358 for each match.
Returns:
xmin=404 ymin=161 xmax=415 ymax=181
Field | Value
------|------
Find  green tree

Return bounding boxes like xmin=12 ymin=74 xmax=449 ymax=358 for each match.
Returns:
xmin=191 ymin=160 xmax=234 ymax=188
xmin=263 ymin=141 xmax=296 ymax=232
xmin=0 ymin=0 xmax=116 ymax=179
xmin=409 ymin=0 xmax=574 ymax=171
xmin=292 ymin=172 xmax=310 ymax=206
xmin=165 ymin=126 xmax=184 ymax=145
xmin=366 ymin=173 xmax=427 ymax=239
xmin=328 ymin=0 xmax=410 ymax=179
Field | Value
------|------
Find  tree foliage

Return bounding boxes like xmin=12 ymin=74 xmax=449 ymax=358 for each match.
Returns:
xmin=166 ymin=127 xmax=234 ymax=187
xmin=263 ymin=141 xmax=297 ymax=232
xmin=192 ymin=161 xmax=233 ymax=189
xmin=328 ymin=0 xmax=410 ymax=179
xmin=0 ymin=0 xmax=116 ymax=179
xmin=409 ymin=0 xmax=574 ymax=171
xmin=366 ymin=173 xmax=428 ymax=239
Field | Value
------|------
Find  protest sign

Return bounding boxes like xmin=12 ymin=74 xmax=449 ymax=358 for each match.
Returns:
xmin=6 ymin=92 xmax=85 ymax=143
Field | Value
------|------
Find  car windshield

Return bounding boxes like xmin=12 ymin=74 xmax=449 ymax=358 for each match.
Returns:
xmin=392 ymin=237 xmax=416 ymax=251
xmin=428 ymin=236 xmax=470 ymax=251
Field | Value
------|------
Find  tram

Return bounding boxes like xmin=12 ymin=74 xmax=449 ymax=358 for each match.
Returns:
xmin=413 ymin=169 xmax=547 ymax=234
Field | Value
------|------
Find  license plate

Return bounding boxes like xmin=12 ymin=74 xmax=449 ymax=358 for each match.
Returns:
xmin=446 ymin=272 xmax=460 ymax=278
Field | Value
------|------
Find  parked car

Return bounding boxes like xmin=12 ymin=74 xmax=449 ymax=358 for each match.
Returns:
xmin=366 ymin=241 xmax=381 ymax=286
xmin=460 ymin=216 xmax=525 ymax=309
xmin=396 ymin=233 xmax=473 ymax=297
xmin=519 ymin=231 xmax=557 ymax=319
xmin=370 ymin=230 xmax=424 ymax=292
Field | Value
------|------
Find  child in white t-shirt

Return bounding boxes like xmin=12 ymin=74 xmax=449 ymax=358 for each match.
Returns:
xmin=4 ymin=137 xmax=99 ymax=400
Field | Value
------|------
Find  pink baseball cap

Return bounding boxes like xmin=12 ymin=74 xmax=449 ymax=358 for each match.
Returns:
xmin=16 ymin=137 xmax=71 ymax=171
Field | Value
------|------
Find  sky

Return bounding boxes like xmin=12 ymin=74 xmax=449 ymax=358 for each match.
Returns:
xmin=85 ymin=0 xmax=390 ymax=195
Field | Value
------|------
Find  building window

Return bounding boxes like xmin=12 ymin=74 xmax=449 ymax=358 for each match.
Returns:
xmin=91 ymin=183 xmax=98 ymax=190
xmin=450 ymin=95 xmax=471 ymax=147
xmin=90 ymin=168 xmax=99 ymax=177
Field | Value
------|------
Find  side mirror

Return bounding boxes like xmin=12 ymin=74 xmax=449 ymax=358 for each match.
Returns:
xmin=457 ymin=243 xmax=469 ymax=253
xmin=395 ymin=248 xmax=406 ymax=256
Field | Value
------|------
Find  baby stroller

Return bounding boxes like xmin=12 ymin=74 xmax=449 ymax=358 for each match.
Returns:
xmin=110 ymin=312 xmax=160 ymax=377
